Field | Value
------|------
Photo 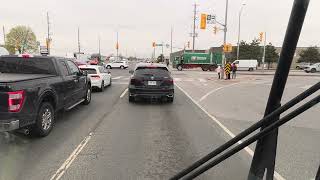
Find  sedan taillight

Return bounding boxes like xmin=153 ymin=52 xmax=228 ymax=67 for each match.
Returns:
xmin=8 ymin=90 xmax=25 ymax=112
xmin=164 ymin=79 xmax=174 ymax=85
xmin=130 ymin=78 xmax=142 ymax=85
xmin=91 ymin=75 xmax=101 ymax=79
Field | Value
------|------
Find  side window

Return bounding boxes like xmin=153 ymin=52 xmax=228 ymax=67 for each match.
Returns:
xmin=59 ymin=61 xmax=70 ymax=76
xmin=234 ymin=61 xmax=239 ymax=64
xmin=66 ymin=61 xmax=80 ymax=75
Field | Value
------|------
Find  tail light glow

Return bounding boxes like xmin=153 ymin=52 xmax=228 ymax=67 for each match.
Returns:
xmin=8 ymin=90 xmax=25 ymax=112
xmin=91 ymin=75 xmax=101 ymax=79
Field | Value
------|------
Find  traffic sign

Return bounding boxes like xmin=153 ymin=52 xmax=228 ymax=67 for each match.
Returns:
xmin=206 ymin=14 xmax=216 ymax=24
xmin=40 ymin=46 xmax=49 ymax=55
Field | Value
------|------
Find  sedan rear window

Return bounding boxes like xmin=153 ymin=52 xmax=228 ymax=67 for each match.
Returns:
xmin=135 ymin=66 xmax=169 ymax=77
xmin=80 ymin=68 xmax=97 ymax=74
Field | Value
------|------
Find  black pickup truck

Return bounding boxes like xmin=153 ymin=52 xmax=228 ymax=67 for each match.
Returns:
xmin=0 ymin=55 xmax=91 ymax=137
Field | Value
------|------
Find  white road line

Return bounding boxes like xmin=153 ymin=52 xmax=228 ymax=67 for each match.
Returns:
xmin=198 ymin=82 xmax=242 ymax=102
xmin=301 ymin=85 xmax=312 ymax=89
xmin=113 ymin=82 xmax=129 ymax=85
xmin=174 ymin=78 xmax=182 ymax=82
xmin=50 ymin=133 xmax=93 ymax=180
xmin=175 ymin=84 xmax=285 ymax=180
xmin=112 ymin=76 xmax=122 ymax=80
xmin=120 ymin=88 xmax=128 ymax=98
xmin=199 ymin=78 xmax=207 ymax=83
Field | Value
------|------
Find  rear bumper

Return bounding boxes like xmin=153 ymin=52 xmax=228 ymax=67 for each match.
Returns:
xmin=129 ymin=88 xmax=174 ymax=98
xmin=0 ymin=119 xmax=20 ymax=132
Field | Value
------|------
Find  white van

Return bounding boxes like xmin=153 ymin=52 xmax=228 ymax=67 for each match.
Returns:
xmin=233 ymin=60 xmax=258 ymax=71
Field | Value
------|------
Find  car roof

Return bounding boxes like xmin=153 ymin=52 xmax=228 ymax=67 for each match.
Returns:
xmin=135 ymin=62 xmax=167 ymax=68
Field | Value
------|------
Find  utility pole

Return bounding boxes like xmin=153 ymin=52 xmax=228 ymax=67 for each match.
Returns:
xmin=262 ymin=32 xmax=267 ymax=71
xmin=221 ymin=0 xmax=229 ymax=79
xmin=98 ymin=35 xmax=101 ymax=61
xmin=116 ymin=31 xmax=119 ymax=61
xmin=2 ymin=26 xmax=5 ymax=43
xmin=237 ymin=3 xmax=246 ymax=60
xmin=192 ymin=3 xmax=198 ymax=52
xmin=47 ymin=12 xmax=51 ymax=55
xmin=77 ymin=27 xmax=81 ymax=53
xmin=170 ymin=26 xmax=173 ymax=54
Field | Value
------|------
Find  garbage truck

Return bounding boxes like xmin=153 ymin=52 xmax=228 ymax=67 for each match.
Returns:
xmin=173 ymin=52 xmax=222 ymax=71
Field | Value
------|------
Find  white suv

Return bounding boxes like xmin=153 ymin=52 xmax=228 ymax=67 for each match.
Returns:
xmin=79 ymin=65 xmax=112 ymax=91
xmin=106 ymin=61 xmax=128 ymax=69
xmin=305 ymin=63 xmax=320 ymax=73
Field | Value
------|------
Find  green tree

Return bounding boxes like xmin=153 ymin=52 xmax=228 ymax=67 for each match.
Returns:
xmin=297 ymin=46 xmax=320 ymax=63
xmin=5 ymin=26 xmax=38 ymax=54
xmin=265 ymin=43 xmax=279 ymax=69
xmin=230 ymin=39 xmax=262 ymax=62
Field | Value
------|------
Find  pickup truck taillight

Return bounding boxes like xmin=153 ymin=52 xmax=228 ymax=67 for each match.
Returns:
xmin=7 ymin=90 xmax=25 ymax=112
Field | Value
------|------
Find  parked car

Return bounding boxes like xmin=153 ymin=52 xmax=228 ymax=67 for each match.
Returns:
xmin=106 ymin=60 xmax=128 ymax=69
xmin=232 ymin=60 xmax=258 ymax=71
xmin=0 ymin=55 xmax=91 ymax=137
xmin=128 ymin=63 xmax=174 ymax=103
xmin=304 ymin=63 xmax=320 ymax=73
xmin=79 ymin=65 xmax=111 ymax=91
xmin=296 ymin=62 xmax=311 ymax=69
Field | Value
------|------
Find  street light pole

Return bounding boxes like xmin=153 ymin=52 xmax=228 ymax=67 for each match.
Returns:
xmin=237 ymin=3 xmax=246 ymax=60
xmin=221 ymin=0 xmax=229 ymax=79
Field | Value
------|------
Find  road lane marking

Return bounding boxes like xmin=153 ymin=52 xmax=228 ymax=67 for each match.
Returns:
xmin=175 ymin=84 xmax=285 ymax=180
xmin=301 ymin=85 xmax=312 ymax=89
xmin=50 ymin=133 xmax=93 ymax=180
xmin=113 ymin=82 xmax=129 ymax=85
xmin=199 ymin=78 xmax=207 ymax=82
xmin=198 ymin=82 xmax=242 ymax=102
xmin=112 ymin=76 xmax=122 ymax=80
xmin=120 ymin=88 xmax=128 ymax=98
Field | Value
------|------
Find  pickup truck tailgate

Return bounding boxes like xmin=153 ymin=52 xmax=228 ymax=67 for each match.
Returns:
xmin=0 ymin=84 xmax=8 ymax=112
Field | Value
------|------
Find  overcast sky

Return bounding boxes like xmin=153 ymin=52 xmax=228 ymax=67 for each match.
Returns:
xmin=1 ymin=0 xmax=319 ymax=57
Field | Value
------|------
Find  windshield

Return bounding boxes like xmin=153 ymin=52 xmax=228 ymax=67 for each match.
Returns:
xmin=0 ymin=1 xmax=319 ymax=180
xmin=0 ymin=57 xmax=56 ymax=74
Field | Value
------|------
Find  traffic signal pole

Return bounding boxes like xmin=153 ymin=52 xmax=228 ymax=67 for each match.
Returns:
xmin=221 ymin=0 xmax=229 ymax=79
xmin=262 ymin=32 xmax=267 ymax=71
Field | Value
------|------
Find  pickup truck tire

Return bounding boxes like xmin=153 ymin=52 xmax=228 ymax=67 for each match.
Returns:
xmin=31 ymin=102 xmax=55 ymax=137
xmin=311 ymin=68 xmax=316 ymax=73
xmin=177 ymin=65 xmax=183 ymax=71
xmin=83 ymin=86 xmax=92 ymax=105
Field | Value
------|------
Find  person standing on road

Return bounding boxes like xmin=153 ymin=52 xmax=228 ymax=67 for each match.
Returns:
xmin=216 ymin=65 xmax=222 ymax=79
xmin=225 ymin=62 xmax=231 ymax=80
xmin=231 ymin=63 xmax=237 ymax=79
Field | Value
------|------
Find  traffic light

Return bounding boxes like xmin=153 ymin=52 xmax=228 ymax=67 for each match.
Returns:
xmin=213 ymin=26 xmax=218 ymax=34
xmin=116 ymin=42 xmax=119 ymax=50
xmin=259 ymin=32 xmax=264 ymax=42
xmin=152 ymin=42 xmax=156 ymax=47
xmin=187 ymin=41 xmax=190 ymax=48
xmin=200 ymin=14 xmax=207 ymax=30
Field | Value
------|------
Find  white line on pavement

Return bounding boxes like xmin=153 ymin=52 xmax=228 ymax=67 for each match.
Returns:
xmin=113 ymin=82 xmax=129 ymax=85
xmin=175 ymin=84 xmax=285 ymax=180
xmin=112 ymin=76 xmax=122 ymax=80
xmin=199 ymin=78 xmax=207 ymax=82
xmin=120 ymin=88 xmax=128 ymax=98
xmin=50 ymin=133 xmax=93 ymax=180
xmin=198 ymin=82 xmax=242 ymax=102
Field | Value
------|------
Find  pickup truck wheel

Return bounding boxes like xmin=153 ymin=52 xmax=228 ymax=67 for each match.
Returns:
xmin=31 ymin=102 xmax=55 ymax=137
xmin=177 ymin=65 xmax=183 ymax=71
xmin=83 ymin=86 xmax=92 ymax=105
xmin=311 ymin=68 xmax=316 ymax=73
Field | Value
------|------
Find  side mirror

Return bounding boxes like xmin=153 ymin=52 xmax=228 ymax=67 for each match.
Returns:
xmin=81 ymin=70 xmax=88 ymax=76
xmin=129 ymin=70 xmax=134 ymax=74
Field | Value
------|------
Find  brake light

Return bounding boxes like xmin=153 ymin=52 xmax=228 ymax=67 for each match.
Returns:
xmin=91 ymin=75 xmax=100 ymax=79
xmin=164 ymin=79 xmax=174 ymax=85
xmin=130 ymin=78 xmax=142 ymax=85
xmin=18 ymin=53 xmax=33 ymax=58
xmin=7 ymin=90 xmax=25 ymax=112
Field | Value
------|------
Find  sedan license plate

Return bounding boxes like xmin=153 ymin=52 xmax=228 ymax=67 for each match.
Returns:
xmin=148 ymin=81 xmax=157 ymax=86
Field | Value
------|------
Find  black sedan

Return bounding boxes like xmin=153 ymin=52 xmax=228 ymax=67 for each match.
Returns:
xmin=128 ymin=63 xmax=174 ymax=102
